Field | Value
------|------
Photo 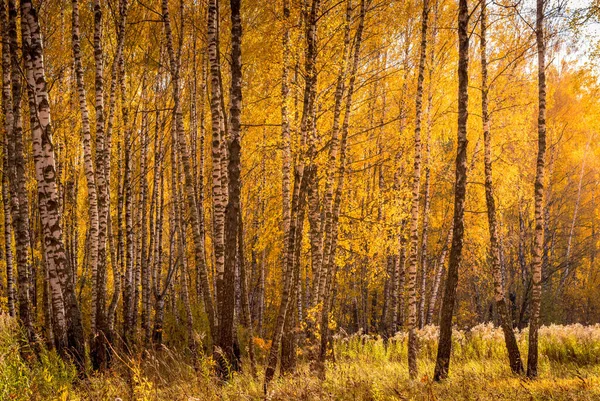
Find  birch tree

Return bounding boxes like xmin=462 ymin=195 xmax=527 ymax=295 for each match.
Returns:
xmin=406 ymin=0 xmax=429 ymax=379
xmin=527 ymin=0 xmax=547 ymax=379
xmin=480 ymin=0 xmax=524 ymax=375
xmin=21 ymin=0 xmax=85 ymax=368
xmin=433 ymin=0 xmax=469 ymax=381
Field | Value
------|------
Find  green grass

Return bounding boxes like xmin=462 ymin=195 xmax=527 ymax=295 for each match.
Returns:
xmin=1 ymin=316 xmax=599 ymax=400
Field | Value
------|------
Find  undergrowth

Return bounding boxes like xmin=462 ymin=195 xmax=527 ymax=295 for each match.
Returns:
xmin=1 ymin=316 xmax=599 ymax=400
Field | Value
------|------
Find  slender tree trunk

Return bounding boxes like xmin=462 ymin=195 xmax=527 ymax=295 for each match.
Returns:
xmin=480 ymin=1 xmax=524 ymax=375
xmin=161 ymin=0 xmax=218 ymax=342
xmin=264 ymin=166 xmax=312 ymax=392
xmin=216 ymin=0 xmax=244 ymax=376
xmin=418 ymin=16 xmax=436 ymax=328
xmin=418 ymin=133 xmax=431 ymax=330
xmin=559 ymin=137 xmax=590 ymax=290
xmin=4 ymin=0 xmax=36 ymax=352
xmin=2 ymin=159 xmax=15 ymax=317
xmin=238 ymin=212 xmax=257 ymax=376
xmin=426 ymin=225 xmax=451 ymax=325
xmin=282 ymin=164 xmax=310 ymax=374
xmin=0 ymin=0 xmax=16 ymax=318
xmin=407 ymin=0 xmax=429 ymax=379
xmin=190 ymin=22 xmax=209 ymax=304
xmin=527 ymin=0 xmax=547 ymax=379
xmin=207 ymin=0 xmax=226 ymax=339
xmin=21 ymin=0 xmax=85 ymax=368
xmin=390 ymin=222 xmax=407 ymax=331
xmin=71 ymin=0 xmax=100 ymax=344
xmin=106 ymin=0 xmax=129 ymax=338
xmin=315 ymin=0 xmax=352 ymax=308
xmin=139 ymin=99 xmax=150 ymax=345
xmin=281 ymin=0 xmax=292 ymax=300
xmin=151 ymin=166 xmax=166 ymax=345
xmin=91 ymin=0 xmax=112 ymax=370
xmin=433 ymin=0 xmax=469 ymax=381
xmin=318 ymin=0 xmax=366 ymax=373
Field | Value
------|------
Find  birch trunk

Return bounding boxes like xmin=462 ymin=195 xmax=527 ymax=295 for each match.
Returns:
xmin=2 ymin=157 xmax=15 ymax=317
xmin=217 ymin=0 xmax=244 ymax=376
xmin=139 ymin=100 xmax=150 ymax=344
xmin=162 ymin=0 xmax=217 ymax=341
xmin=4 ymin=0 xmax=36 ymax=350
xmin=0 ymin=0 xmax=16 ymax=318
xmin=481 ymin=1 xmax=524 ymax=374
xmin=418 ymin=132 xmax=431 ymax=329
xmin=264 ymin=166 xmax=311 ymax=392
xmin=21 ymin=0 xmax=85 ymax=368
xmin=318 ymin=0 xmax=366 ymax=370
xmin=281 ymin=167 xmax=309 ymax=373
xmin=207 ymin=0 xmax=226 ymax=336
xmin=120 ymin=29 xmax=135 ymax=348
xmin=90 ymin=0 xmax=112 ymax=369
xmin=433 ymin=0 xmax=469 ymax=381
xmin=106 ymin=0 xmax=129 ymax=337
xmin=238 ymin=212 xmax=257 ymax=376
xmin=426 ymin=225 xmax=451 ymax=325
xmin=407 ymin=0 xmax=429 ymax=379
xmin=527 ymin=0 xmax=547 ymax=379
xmin=71 ymin=0 xmax=100 ymax=338
xmin=281 ymin=0 xmax=292 ymax=285
xmin=315 ymin=0 xmax=352 ymax=308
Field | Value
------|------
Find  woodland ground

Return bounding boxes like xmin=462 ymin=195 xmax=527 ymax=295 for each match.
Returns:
xmin=1 ymin=316 xmax=599 ymax=401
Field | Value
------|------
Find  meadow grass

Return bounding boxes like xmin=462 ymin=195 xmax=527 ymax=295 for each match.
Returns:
xmin=1 ymin=316 xmax=599 ymax=400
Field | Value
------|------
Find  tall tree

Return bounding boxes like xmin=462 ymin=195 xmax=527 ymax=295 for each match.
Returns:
xmin=281 ymin=0 xmax=292 ymax=290
xmin=162 ymin=0 xmax=216 ymax=341
xmin=406 ymin=0 xmax=429 ymax=379
xmin=218 ymin=0 xmax=244 ymax=376
xmin=480 ymin=0 xmax=524 ymax=375
xmin=318 ymin=0 xmax=366 ymax=372
xmin=207 ymin=0 xmax=227 ymax=342
xmin=4 ymin=0 xmax=36 ymax=352
xmin=0 ymin=0 xmax=16 ymax=319
xmin=106 ymin=0 xmax=129 ymax=339
xmin=315 ymin=0 xmax=353 ymax=308
xmin=21 ymin=0 xmax=85 ymax=369
xmin=527 ymin=0 xmax=547 ymax=379
xmin=264 ymin=165 xmax=312 ymax=392
xmin=433 ymin=0 xmax=469 ymax=382
xmin=71 ymin=0 xmax=100 ymax=346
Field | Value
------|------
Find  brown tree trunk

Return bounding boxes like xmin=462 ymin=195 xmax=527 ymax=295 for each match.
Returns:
xmin=4 ymin=0 xmax=36 ymax=353
xmin=527 ymin=0 xmax=547 ymax=379
xmin=217 ymin=0 xmax=244 ymax=377
xmin=480 ymin=0 xmax=524 ymax=375
xmin=433 ymin=0 xmax=469 ymax=381
xmin=0 ymin=0 xmax=16 ymax=319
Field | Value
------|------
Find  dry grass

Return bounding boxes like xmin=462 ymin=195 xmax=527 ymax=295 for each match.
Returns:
xmin=1 ymin=316 xmax=599 ymax=400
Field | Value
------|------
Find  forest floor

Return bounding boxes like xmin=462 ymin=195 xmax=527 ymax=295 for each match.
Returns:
xmin=1 ymin=316 xmax=600 ymax=400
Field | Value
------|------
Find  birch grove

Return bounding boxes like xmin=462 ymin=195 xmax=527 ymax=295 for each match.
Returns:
xmin=0 ymin=0 xmax=598 ymax=394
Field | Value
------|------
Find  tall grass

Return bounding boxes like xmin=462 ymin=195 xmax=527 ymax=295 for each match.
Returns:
xmin=334 ymin=323 xmax=600 ymax=366
xmin=1 ymin=314 xmax=599 ymax=400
